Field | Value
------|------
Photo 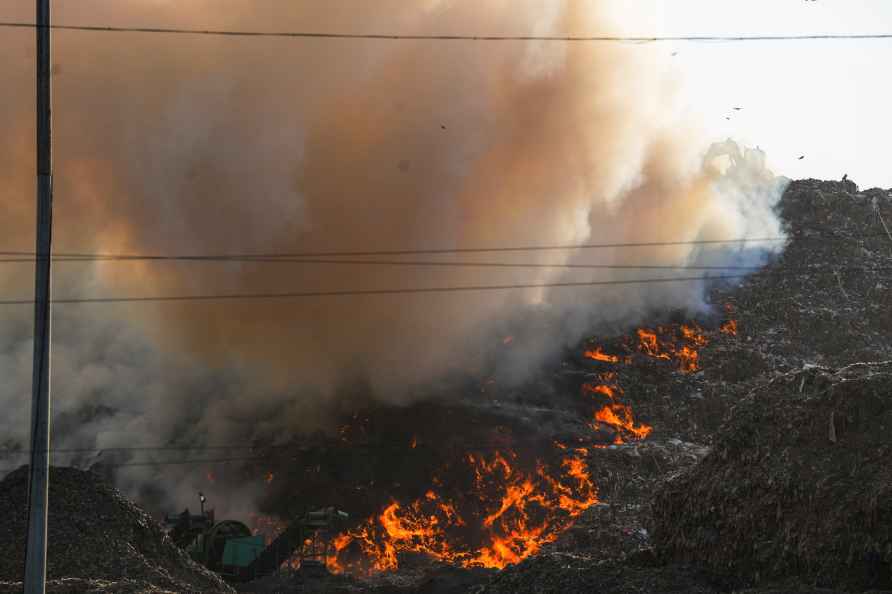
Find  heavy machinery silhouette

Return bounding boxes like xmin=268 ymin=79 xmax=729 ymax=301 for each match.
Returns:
xmin=164 ymin=493 xmax=348 ymax=581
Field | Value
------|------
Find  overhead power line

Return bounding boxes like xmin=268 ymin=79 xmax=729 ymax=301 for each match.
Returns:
xmin=0 ymin=257 xmax=771 ymax=271
xmin=2 ymin=232 xmax=887 ymax=263
xmin=0 ymin=257 xmax=884 ymax=275
xmin=1 ymin=21 xmax=890 ymax=43
xmin=0 ymin=268 xmax=885 ymax=306
xmin=0 ymin=274 xmax=749 ymax=305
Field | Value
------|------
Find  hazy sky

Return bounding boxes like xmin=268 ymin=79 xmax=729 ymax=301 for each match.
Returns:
xmin=651 ymin=0 xmax=892 ymax=188
xmin=2 ymin=1 xmax=891 ymax=187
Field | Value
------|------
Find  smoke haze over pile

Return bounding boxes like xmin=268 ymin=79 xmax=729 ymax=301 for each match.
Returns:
xmin=0 ymin=1 xmax=786 ymax=510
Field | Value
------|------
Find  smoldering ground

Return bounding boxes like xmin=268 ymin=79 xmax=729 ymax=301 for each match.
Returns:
xmin=0 ymin=1 xmax=785 ymax=515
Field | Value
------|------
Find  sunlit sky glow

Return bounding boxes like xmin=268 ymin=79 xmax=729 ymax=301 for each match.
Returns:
xmin=639 ymin=0 xmax=892 ymax=188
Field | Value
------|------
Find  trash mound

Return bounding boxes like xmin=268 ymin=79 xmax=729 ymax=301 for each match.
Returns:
xmin=651 ymin=362 xmax=892 ymax=591
xmin=714 ymin=179 xmax=892 ymax=373
xmin=0 ymin=466 xmax=233 ymax=594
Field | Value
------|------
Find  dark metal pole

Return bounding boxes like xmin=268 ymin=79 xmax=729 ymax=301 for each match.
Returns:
xmin=24 ymin=0 xmax=53 ymax=592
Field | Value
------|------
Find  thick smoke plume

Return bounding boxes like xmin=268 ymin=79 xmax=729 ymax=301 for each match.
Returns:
xmin=0 ymin=1 xmax=786 ymax=513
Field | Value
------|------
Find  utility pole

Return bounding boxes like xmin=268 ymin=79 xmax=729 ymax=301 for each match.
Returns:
xmin=24 ymin=0 xmax=53 ymax=592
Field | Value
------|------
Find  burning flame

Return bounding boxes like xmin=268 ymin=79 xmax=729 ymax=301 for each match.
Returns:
xmin=584 ymin=346 xmax=619 ymax=363
xmin=593 ymin=404 xmax=652 ymax=442
xmin=321 ymin=320 xmax=740 ymax=576
xmin=676 ymin=346 xmax=699 ymax=374
xmin=635 ymin=324 xmax=708 ymax=373
xmin=636 ymin=329 xmax=671 ymax=360
xmin=720 ymin=319 xmax=738 ymax=336
xmin=583 ymin=383 xmax=616 ymax=399
xmin=584 ymin=379 xmax=652 ymax=443
xmin=327 ymin=449 xmax=599 ymax=575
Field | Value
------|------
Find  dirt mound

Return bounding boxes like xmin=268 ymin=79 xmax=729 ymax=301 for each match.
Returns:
xmin=0 ymin=466 xmax=233 ymax=594
xmin=651 ymin=361 xmax=892 ymax=591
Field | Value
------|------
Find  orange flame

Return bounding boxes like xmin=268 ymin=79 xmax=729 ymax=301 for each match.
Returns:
xmin=584 ymin=346 xmax=619 ymax=363
xmin=637 ymin=329 xmax=672 ymax=360
xmin=720 ymin=319 xmax=738 ymax=336
xmin=636 ymin=325 xmax=708 ymax=373
xmin=327 ymin=449 xmax=599 ymax=575
xmin=583 ymin=383 xmax=616 ymax=398
xmin=593 ymin=404 xmax=653 ymax=440
xmin=677 ymin=345 xmax=700 ymax=373
xmin=680 ymin=324 xmax=708 ymax=346
xmin=583 ymin=374 xmax=652 ymax=443
xmin=325 ymin=320 xmax=740 ymax=577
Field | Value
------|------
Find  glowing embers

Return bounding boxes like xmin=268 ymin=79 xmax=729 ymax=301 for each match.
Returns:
xmin=720 ymin=319 xmax=738 ymax=336
xmin=583 ymin=379 xmax=652 ymax=444
xmin=635 ymin=324 xmax=708 ymax=374
xmin=326 ymin=449 xmax=599 ymax=575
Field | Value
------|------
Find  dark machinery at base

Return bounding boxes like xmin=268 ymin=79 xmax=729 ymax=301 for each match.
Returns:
xmin=164 ymin=493 xmax=348 ymax=582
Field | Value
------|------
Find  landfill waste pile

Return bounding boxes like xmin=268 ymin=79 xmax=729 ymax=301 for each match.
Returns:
xmin=652 ymin=361 xmax=892 ymax=590
xmin=0 ymin=466 xmax=234 ymax=594
xmin=467 ymin=178 xmax=892 ymax=594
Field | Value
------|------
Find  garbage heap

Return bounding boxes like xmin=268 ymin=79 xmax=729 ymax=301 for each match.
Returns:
xmin=651 ymin=361 xmax=892 ymax=590
xmin=0 ymin=466 xmax=233 ymax=594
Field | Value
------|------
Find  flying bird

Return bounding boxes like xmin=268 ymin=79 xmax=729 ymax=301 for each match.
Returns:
xmin=798 ymin=155 xmax=805 ymax=160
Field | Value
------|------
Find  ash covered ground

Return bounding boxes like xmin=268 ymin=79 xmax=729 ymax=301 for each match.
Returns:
xmin=2 ymin=178 xmax=891 ymax=593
